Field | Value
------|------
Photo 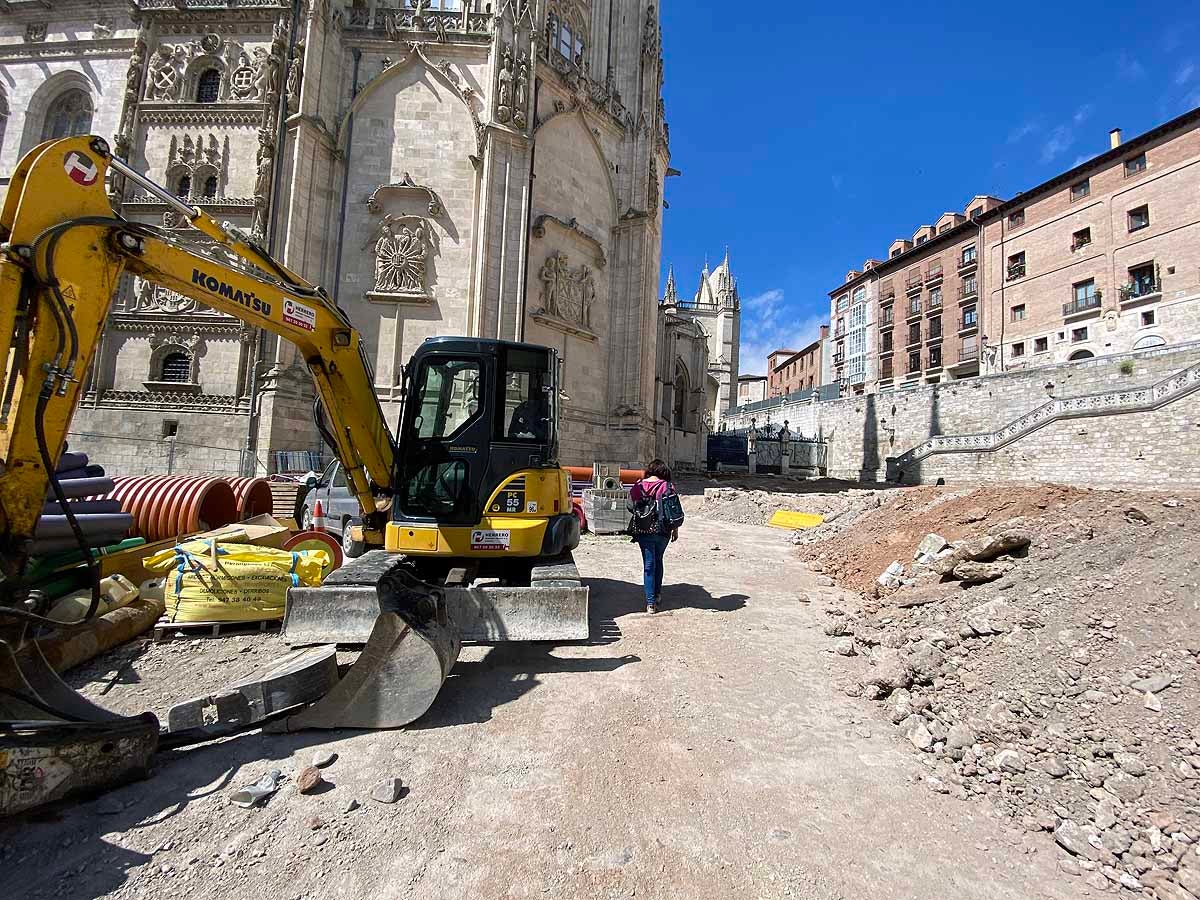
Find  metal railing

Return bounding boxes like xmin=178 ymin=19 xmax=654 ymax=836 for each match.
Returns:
xmin=881 ymin=309 xmax=894 ymax=324
xmin=908 ymin=298 xmax=922 ymax=316
xmin=927 ymin=294 xmax=943 ymax=309
xmin=1119 ymin=279 xmax=1162 ymax=302
xmin=925 ymin=265 xmax=943 ymax=282
xmin=1063 ymin=293 xmax=1102 ymax=316
xmin=1006 ymin=263 xmax=1026 ymax=281
xmin=960 ymin=315 xmax=978 ymax=330
xmin=905 ymin=273 xmax=924 ymax=290
xmin=959 ymin=346 xmax=979 ymax=361
xmin=959 ymin=283 xmax=978 ymax=300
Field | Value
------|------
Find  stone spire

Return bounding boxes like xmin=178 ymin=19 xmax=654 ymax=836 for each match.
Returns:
xmin=663 ymin=265 xmax=678 ymax=304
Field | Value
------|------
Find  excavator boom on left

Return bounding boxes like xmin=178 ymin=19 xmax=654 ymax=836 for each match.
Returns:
xmin=0 ymin=136 xmax=446 ymax=817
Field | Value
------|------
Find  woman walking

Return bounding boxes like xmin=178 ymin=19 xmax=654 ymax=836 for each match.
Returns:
xmin=628 ymin=459 xmax=679 ymax=614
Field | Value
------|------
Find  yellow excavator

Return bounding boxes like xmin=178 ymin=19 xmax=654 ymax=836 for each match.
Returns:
xmin=0 ymin=136 xmax=587 ymax=814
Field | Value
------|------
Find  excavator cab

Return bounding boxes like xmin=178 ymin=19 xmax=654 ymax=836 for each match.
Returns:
xmin=387 ymin=338 xmax=579 ymax=567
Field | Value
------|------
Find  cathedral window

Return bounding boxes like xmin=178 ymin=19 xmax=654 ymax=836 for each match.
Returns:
xmin=202 ymin=175 xmax=218 ymax=198
xmin=196 ymin=69 xmax=221 ymax=104
xmin=159 ymin=351 xmax=192 ymax=383
xmin=177 ymin=175 xmax=192 ymax=198
xmin=546 ymin=9 xmax=585 ymax=67
xmin=40 ymin=88 xmax=93 ymax=142
xmin=672 ymin=365 xmax=688 ymax=429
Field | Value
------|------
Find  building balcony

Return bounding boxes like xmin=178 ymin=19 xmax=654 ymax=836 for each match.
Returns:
xmin=925 ymin=265 xmax=944 ymax=284
xmin=832 ymin=352 xmax=845 ymax=365
xmin=833 ymin=326 xmax=846 ymax=338
xmin=905 ymin=275 xmax=924 ymax=293
xmin=1006 ymin=264 xmax=1026 ymax=281
xmin=906 ymin=299 xmax=922 ymax=319
xmin=927 ymin=328 xmax=943 ymax=342
xmin=880 ymin=368 xmax=894 ymax=381
xmin=879 ymin=344 xmax=894 ymax=356
xmin=958 ymin=346 xmax=979 ymax=362
xmin=1062 ymin=293 xmax=1102 ymax=318
xmin=926 ymin=295 xmax=943 ymax=311
xmin=959 ymin=318 xmax=978 ymax=334
xmin=906 ymin=334 xmax=922 ymax=349
xmin=1119 ymin=280 xmax=1162 ymax=304
xmin=880 ymin=288 xmax=896 ymax=302
xmin=958 ymin=255 xmax=978 ymax=273
xmin=880 ymin=310 xmax=895 ymax=325
xmin=958 ymin=284 xmax=979 ymax=302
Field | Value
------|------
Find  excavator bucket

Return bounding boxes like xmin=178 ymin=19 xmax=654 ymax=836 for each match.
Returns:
xmin=271 ymin=551 xmax=461 ymax=730
xmin=0 ymin=629 xmax=158 ymax=817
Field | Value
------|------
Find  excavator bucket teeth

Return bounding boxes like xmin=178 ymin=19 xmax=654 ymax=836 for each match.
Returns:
xmin=272 ymin=552 xmax=461 ymax=730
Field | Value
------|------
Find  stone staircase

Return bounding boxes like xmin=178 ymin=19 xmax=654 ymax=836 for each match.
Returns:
xmin=888 ymin=360 xmax=1200 ymax=477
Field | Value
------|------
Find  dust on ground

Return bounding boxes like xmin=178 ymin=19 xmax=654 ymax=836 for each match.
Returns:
xmin=0 ymin=485 xmax=1095 ymax=900
xmin=789 ymin=481 xmax=1200 ymax=900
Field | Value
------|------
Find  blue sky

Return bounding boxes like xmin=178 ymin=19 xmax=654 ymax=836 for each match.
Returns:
xmin=658 ymin=1 xmax=1200 ymax=373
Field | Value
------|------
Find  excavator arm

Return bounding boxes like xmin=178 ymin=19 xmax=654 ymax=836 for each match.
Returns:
xmin=0 ymin=136 xmax=396 ymax=572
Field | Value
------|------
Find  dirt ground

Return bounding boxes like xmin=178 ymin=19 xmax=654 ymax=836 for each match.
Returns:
xmin=3 ymin=486 xmax=1155 ymax=900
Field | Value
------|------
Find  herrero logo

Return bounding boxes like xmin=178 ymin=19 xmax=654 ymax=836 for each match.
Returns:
xmin=191 ymin=268 xmax=273 ymax=316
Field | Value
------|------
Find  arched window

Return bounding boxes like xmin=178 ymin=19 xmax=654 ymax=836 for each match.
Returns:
xmin=546 ymin=9 xmax=585 ymax=67
xmin=40 ymin=89 xmax=93 ymax=142
xmin=1068 ymin=350 xmax=1094 ymax=362
xmin=177 ymin=175 xmax=192 ymax=197
xmin=672 ymin=365 xmax=688 ymax=429
xmin=202 ymin=175 xmax=218 ymax=198
xmin=196 ymin=69 xmax=221 ymax=103
xmin=159 ymin=351 xmax=192 ymax=383
xmin=1132 ymin=335 xmax=1165 ymax=350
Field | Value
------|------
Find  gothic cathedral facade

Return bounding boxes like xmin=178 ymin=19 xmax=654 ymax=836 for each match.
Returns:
xmin=0 ymin=0 xmax=670 ymax=473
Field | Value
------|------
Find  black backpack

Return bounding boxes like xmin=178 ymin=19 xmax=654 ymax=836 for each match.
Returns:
xmin=627 ymin=481 xmax=685 ymax=535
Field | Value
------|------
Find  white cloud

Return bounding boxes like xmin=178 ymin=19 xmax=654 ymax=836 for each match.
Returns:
xmin=737 ymin=289 xmax=827 ymax=376
xmin=1041 ymin=105 xmax=1093 ymax=163
xmin=1118 ymin=51 xmax=1147 ymax=81
xmin=1177 ymin=62 xmax=1196 ymax=85
xmin=1006 ymin=120 xmax=1038 ymax=144
xmin=1073 ymin=104 xmax=1093 ymax=126
xmin=831 ymin=174 xmax=844 ymax=191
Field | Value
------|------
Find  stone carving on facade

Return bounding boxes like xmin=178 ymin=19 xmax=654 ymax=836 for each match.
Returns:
xmin=147 ymin=44 xmax=186 ymax=100
xmin=642 ymin=4 xmax=660 ymax=57
xmin=513 ymin=53 xmax=530 ymax=129
xmin=165 ymin=132 xmax=228 ymax=198
xmin=285 ymin=40 xmax=305 ymax=115
xmin=366 ymin=173 xmax=441 ymax=217
xmin=369 ymin=215 xmax=430 ymax=300
xmin=133 ymin=280 xmax=199 ymax=315
xmin=531 ymin=215 xmax=606 ymax=269
xmin=495 ymin=46 xmax=514 ymax=124
xmin=648 ymin=159 xmax=659 ymax=218
xmin=25 ymin=23 xmax=47 ymax=43
xmin=93 ymin=20 xmax=114 ymax=40
xmin=535 ymin=252 xmax=596 ymax=329
xmin=253 ymin=134 xmax=274 ymax=237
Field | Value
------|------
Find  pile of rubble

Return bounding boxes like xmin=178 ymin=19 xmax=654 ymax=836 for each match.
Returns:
xmin=811 ymin=487 xmax=1200 ymax=899
xmin=695 ymin=479 xmax=886 ymax=530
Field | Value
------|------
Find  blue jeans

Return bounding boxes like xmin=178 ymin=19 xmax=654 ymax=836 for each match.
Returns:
xmin=635 ymin=534 xmax=670 ymax=604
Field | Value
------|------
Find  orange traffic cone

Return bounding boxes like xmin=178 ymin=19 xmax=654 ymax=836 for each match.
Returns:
xmin=311 ymin=498 xmax=328 ymax=533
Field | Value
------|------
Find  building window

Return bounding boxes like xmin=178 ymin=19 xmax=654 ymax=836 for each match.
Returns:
xmin=1070 ymin=178 xmax=1090 ymax=201
xmin=1141 ymin=310 xmax=1155 ymax=326
xmin=929 ymin=286 xmax=942 ymax=307
xmin=1127 ymin=205 xmax=1150 ymax=232
xmin=929 ymin=346 xmax=942 ymax=368
xmin=1034 ymin=336 xmax=1048 ymax=353
xmin=968 ymin=206 xmax=982 ymax=219
xmin=196 ymin=69 xmax=221 ymax=103
xmin=962 ymin=306 xmax=977 ymax=328
xmin=915 ymin=235 xmax=927 ymax=245
xmin=881 ymin=332 xmax=893 ymax=352
xmin=1072 ymin=227 xmax=1092 ymax=251
xmin=1073 ymin=278 xmax=1097 ymax=304
xmin=837 ymin=294 xmax=849 ymax=311
xmin=852 ymin=286 xmax=866 ymax=305
xmin=546 ymin=10 xmax=585 ymax=67
xmin=961 ymin=275 xmax=977 ymax=298
xmin=202 ymin=175 xmax=218 ymax=198
xmin=929 ymin=316 xmax=942 ymax=338
xmin=938 ymin=223 xmax=951 ymax=233
xmin=159 ymin=351 xmax=192 ymax=383
xmin=890 ymin=247 xmax=902 ymax=258
xmin=177 ymin=174 xmax=192 ymax=197
xmin=1012 ymin=341 xmax=1025 ymax=358
xmin=908 ymin=351 xmax=921 ymax=372
xmin=1126 ymin=261 xmax=1159 ymax=299
xmin=961 ymin=244 xmax=977 ymax=265
xmin=1009 ymin=209 xmax=1025 ymax=228
xmin=1071 ymin=326 xmax=1088 ymax=343
xmin=1069 ymin=349 xmax=1095 ymax=361
xmin=1007 ymin=251 xmax=1026 ymax=281
xmin=40 ymin=88 xmax=93 ymax=142
xmin=672 ymin=366 xmax=688 ymax=429
xmin=1124 ymin=153 xmax=1147 ymax=176
xmin=1011 ymin=304 xmax=1026 ymax=321
xmin=908 ymin=323 xmax=921 ymax=345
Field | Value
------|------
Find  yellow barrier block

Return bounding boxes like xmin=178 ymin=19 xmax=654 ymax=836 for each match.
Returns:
xmin=769 ymin=510 xmax=825 ymax=529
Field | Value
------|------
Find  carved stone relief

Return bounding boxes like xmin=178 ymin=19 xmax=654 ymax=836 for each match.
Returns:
xmin=495 ymin=45 xmax=514 ymax=124
xmin=534 ymin=252 xmax=596 ymax=330
xmin=133 ymin=280 xmax=199 ymax=314
xmin=147 ymin=44 xmax=186 ymax=100
xmin=366 ymin=174 xmax=441 ymax=217
xmin=369 ymin=215 xmax=430 ymax=301
xmin=25 ymin=24 xmax=47 ymax=43
xmin=285 ymin=39 xmax=305 ymax=115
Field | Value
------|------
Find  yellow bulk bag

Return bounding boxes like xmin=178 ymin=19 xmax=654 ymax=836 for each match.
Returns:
xmin=143 ymin=536 xmax=330 ymax=624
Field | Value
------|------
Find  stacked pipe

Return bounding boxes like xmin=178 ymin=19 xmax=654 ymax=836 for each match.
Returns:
xmin=102 ymin=475 xmax=239 ymax=544
xmin=222 ymin=476 xmax=275 ymax=520
xmin=34 ymin=451 xmax=132 ymax=556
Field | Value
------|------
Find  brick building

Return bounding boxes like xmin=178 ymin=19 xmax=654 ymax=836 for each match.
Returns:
xmin=767 ymin=325 xmax=828 ymax=397
xmin=981 ymin=113 xmax=1200 ymax=372
xmin=824 ymin=107 xmax=1200 ymax=393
